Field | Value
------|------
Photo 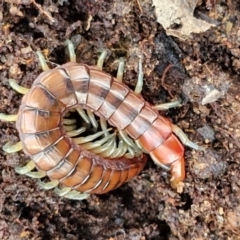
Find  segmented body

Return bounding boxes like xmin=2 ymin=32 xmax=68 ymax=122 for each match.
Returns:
xmin=16 ymin=62 xmax=185 ymax=194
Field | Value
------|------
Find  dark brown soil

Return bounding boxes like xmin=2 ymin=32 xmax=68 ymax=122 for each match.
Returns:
xmin=0 ymin=0 xmax=240 ymax=239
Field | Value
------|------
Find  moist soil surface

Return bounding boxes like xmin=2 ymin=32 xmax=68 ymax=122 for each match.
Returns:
xmin=0 ymin=0 xmax=240 ymax=239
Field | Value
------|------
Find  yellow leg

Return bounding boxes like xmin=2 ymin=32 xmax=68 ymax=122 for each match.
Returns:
xmin=66 ymin=126 xmax=87 ymax=137
xmin=81 ymin=132 xmax=116 ymax=150
xmin=65 ymin=39 xmax=76 ymax=63
xmin=63 ymin=124 xmax=77 ymax=132
xmin=100 ymin=116 xmax=110 ymax=137
xmin=115 ymin=57 xmax=143 ymax=93
xmin=0 ymin=78 xmax=29 ymax=122
xmin=76 ymin=108 xmax=90 ymax=125
xmin=38 ymin=179 xmax=59 ymax=190
xmin=171 ymin=124 xmax=205 ymax=151
xmin=63 ymin=118 xmax=77 ymax=125
xmin=25 ymin=170 xmax=46 ymax=178
xmin=134 ymin=59 xmax=143 ymax=94
xmin=97 ymin=49 xmax=108 ymax=70
xmin=73 ymin=128 xmax=111 ymax=144
xmin=0 ymin=114 xmax=18 ymax=122
xmin=116 ymin=58 xmax=125 ymax=82
xmin=86 ymin=109 xmax=98 ymax=129
xmin=3 ymin=141 xmax=22 ymax=153
xmin=152 ymin=99 xmax=182 ymax=111
xmin=15 ymin=160 xmax=35 ymax=174
xmin=9 ymin=79 xmax=29 ymax=94
xmin=54 ymin=187 xmax=90 ymax=200
xmin=0 ymin=78 xmax=29 ymax=154
xmin=36 ymin=51 xmax=50 ymax=71
xmin=15 ymin=160 xmax=46 ymax=178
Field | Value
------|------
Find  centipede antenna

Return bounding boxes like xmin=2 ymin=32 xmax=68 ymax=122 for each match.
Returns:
xmin=65 ymin=39 xmax=76 ymax=62
xmin=36 ymin=51 xmax=50 ymax=71
xmin=97 ymin=49 xmax=108 ymax=70
xmin=9 ymin=79 xmax=29 ymax=94
xmin=116 ymin=58 xmax=125 ymax=82
xmin=0 ymin=113 xmax=18 ymax=122
xmin=134 ymin=58 xmax=143 ymax=94
xmin=3 ymin=141 xmax=23 ymax=153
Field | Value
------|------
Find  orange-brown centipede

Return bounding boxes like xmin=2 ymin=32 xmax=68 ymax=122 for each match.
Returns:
xmin=0 ymin=40 xmax=202 ymax=200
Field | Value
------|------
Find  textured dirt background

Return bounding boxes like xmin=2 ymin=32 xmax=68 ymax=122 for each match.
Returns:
xmin=0 ymin=0 xmax=240 ymax=239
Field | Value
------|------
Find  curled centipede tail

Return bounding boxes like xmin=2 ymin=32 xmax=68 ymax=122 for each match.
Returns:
xmin=149 ymin=133 xmax=185 ymax=192
xmin=169 ymin=157 xmax=185 ymax=192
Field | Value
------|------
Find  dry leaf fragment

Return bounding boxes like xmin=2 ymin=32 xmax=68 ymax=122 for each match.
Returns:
xmin=153 ymin=0 xmax=216 ymax=37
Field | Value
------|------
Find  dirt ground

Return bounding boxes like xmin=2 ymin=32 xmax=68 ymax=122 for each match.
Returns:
xmin=0 ymin=0 xmax=240 ymax=239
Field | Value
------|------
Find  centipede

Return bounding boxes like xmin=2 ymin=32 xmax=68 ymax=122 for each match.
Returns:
xmin=0 ymin=40 xmax=203 ymax=200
